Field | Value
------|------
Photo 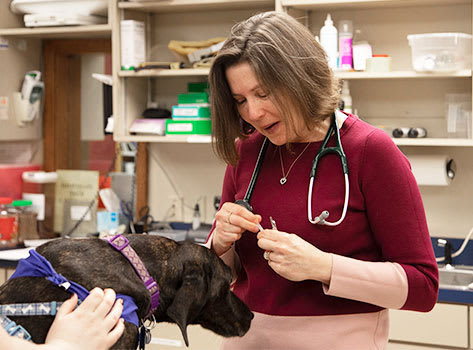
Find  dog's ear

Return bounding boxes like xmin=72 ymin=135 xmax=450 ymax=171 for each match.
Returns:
xmin=166 ymin=261 xmax=206 ymax=347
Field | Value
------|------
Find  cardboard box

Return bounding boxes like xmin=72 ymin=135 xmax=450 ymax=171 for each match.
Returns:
xmin=120 ymin=20 xmax=145 ymax=70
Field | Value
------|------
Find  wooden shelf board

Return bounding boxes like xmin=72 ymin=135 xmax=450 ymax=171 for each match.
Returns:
xmin=280 ymin=0 xmax=470 ymax=10
xmin=394 ymin=138 xmax=473 ymax=147
xmin=0 ymin=24 xmax=112 ymax=39
xmin=114 ymin=134 xmax=212 ymax=143
xmin=336 ymin=70 xmax=472 ymax=79
xmin=114 ymin=134 xmax=473 ymax=146
xmin=118 ymin=68 xmax=209 ymax=77
xmin=118 ymin=68 xmax=471 ymax=79
xmin=119 ymin=0 xmax=274 ymax=13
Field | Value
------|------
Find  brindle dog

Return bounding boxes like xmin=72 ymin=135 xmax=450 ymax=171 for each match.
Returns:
xmin=0 ymin=235 xmax=253 ymax=349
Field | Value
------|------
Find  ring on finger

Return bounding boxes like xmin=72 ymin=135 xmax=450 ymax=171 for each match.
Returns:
xmin=263 ymin=250 xmax=271 ymax=261
xmin=227 ymin=212 xmax=233 ymax=224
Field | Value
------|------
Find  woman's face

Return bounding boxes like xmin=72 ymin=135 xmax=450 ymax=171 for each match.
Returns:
xmin=225 ymin=62 xmax=290 ymax=145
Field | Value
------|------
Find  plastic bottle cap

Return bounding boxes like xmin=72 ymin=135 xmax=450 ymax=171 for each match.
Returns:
xmin=325 ymin=14 xmax=333 ymax=25
xmin=0 ymin=197 xmax=13 ymax=205
xmin=12 ymin=200 xmax=33 ymax=207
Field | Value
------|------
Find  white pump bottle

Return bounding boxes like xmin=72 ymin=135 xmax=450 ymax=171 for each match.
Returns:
xmin=320 ymin=14 xmax=338 ymax=70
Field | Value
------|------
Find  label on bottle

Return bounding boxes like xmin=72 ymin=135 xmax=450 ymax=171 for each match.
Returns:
xmin=0 ymin=217 xmax=17 ymax=241
xmin=320 ymin=34 xmax=338 ymax=69
xmin=339 ymin=37 xmax=353 ymax=69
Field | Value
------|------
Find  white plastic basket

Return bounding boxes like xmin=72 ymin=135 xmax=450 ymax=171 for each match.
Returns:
xmin=10 ymin=0 xmax=108 ymax=16
xmin=407 ymin=33 xmax=472 ymax=72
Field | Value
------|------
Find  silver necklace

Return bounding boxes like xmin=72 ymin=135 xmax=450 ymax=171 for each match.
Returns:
xmin=278 ymin=143 xmax=311 ymax=185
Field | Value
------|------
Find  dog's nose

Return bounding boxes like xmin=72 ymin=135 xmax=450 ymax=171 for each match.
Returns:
xmin=250 ymin=311 xmax=254 ymax=320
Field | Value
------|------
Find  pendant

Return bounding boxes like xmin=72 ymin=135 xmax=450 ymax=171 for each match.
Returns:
xmin=280 ymin=177 xmax=287 ymax=185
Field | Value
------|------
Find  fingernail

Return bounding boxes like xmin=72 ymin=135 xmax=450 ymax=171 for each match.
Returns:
xmin=118 ymin=298 xmax=124 ymax=304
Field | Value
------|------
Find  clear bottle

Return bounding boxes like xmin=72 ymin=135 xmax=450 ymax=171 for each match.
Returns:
xmin=319 ymin=14 xmax=338 ymax=70
xmin=352 ymin=29 xmax=372 ymax=71
xmin=0 ymin=197 xmax=19 ymax=248
xmin=192 ymin=203 xmax=201 ymax=231
xmin=12 ymin=199 xmax=38 ymax=243
xmin=339 ymin=80 xmax=353 ymax=114
xmin=338 ymin=20 xmax=353 ymax=70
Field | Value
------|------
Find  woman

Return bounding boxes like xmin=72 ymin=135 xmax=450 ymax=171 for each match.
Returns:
xmin=0 ymin=288 xmax=124 ymax=350
xmin=206 ymin=11 xmax=438 ymax=350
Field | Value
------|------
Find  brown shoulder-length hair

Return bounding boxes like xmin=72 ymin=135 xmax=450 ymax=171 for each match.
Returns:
xmin=209 ymin=11 xmax=340 ymax=165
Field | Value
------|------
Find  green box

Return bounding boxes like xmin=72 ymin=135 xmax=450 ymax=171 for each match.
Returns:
xmin=177 ymin=92 xmax=209 ymax=105
xmin=172 ymin=106 xmax=210 ymax=119
xmin=188 ymin=82 xmax=209 ymax=93
xmin=165 ymin=118 xmax=211 ymax=135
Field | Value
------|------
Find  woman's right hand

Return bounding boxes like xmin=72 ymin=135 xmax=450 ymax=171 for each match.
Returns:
xmin=212 ymin=202 xmax=262 ymax=256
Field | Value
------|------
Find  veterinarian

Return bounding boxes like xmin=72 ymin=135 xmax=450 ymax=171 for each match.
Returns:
xmin=206 ymin=11 xmax=438 ymax=349
xmin=0 ymin=287 xmax=124 ymax=350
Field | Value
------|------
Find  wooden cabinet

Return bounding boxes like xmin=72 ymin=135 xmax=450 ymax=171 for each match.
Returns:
xmin=279 ymin=0 xmax=473 ymax=147
xmin=112 ymin=0 xmax=275 ymax=143
xmin=389 ymin=303 xmax=469 ymax=348
xmin=0 ymin=0 xmax=113 ymax=39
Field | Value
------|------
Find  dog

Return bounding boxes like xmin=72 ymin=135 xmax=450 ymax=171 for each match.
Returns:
xmin=0 ymin=234 xmax=253 ymax=349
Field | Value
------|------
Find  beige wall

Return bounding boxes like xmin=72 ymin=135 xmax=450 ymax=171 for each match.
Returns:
xmin=0 ymin=2 xmax=42 ymax=142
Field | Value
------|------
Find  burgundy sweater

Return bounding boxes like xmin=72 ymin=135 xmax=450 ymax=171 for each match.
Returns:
xmin=217 ymin=113 xmax=438 ymax=317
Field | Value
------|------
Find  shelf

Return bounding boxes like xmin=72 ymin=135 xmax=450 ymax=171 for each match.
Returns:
xmin=0 ymin=24 xmax=112 ymax=39
xmin=393 ymin=138 xmax=473 ymax=147
xmin=118 ymin=0 xmax=274 ymax=13
xmin=118 ymin=68 xmax=471 ymax=79
xmin=115 ymin=134 xmax=473 ymax=146
xmin=336 ymin=70 xmax=472 ymax=79
xmin=115 ymin=134 xmax=212 ymax=143
xmin=280 ymin=0 xmax=470 ymax=10
xmin=118 ymin=68 xmax=209 ymax=77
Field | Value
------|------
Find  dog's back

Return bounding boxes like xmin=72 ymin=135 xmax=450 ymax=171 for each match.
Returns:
xmin=0 ymin=235 xmax=253 ymax=348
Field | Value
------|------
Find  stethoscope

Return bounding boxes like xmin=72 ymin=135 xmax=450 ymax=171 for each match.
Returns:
xmin=235 ymin=112 xmax=350 ymax=226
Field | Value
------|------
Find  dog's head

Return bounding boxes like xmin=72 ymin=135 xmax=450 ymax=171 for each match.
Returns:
xmin=158 ymin=241 xmax=253 ymax=346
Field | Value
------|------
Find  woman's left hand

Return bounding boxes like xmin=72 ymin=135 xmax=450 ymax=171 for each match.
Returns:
xmin=257 ymin=229 xmax=333 ymax=284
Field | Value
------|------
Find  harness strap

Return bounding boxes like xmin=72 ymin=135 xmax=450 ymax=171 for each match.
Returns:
xmin=0 ymin=315 xmax=32 ymax=341
xmin=104 ymin=234 xmax=160 ymax=319
xmin=0 ymin=301 xmax=62 ymax=317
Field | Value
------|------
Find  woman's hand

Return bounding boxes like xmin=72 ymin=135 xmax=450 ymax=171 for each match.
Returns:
xmin=257 ymin=229 xmax=333 ymax=284
xmin=45 ymin=288 xmax=125 ymax=350
xmin=212 ymin=202 xmax=262 ymax=256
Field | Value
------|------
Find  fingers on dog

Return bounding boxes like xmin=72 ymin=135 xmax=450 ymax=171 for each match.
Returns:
xmin=95 ymin=288 xmax=118 ymax=317
xmin=79 ymin=287 xmax=105 ymax=313
xmin=105 ymin=318 xmax=125 ymax=347
xmin=56 ymin=293 xmax=79 ymax=317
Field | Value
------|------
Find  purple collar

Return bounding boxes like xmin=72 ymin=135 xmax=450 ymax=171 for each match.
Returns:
xmin=104 ymin=234 xmax=160 ymax=319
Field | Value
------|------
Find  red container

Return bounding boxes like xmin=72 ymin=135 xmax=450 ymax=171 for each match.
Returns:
xmin=0 ymin=164 xmax=41 ymax=199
